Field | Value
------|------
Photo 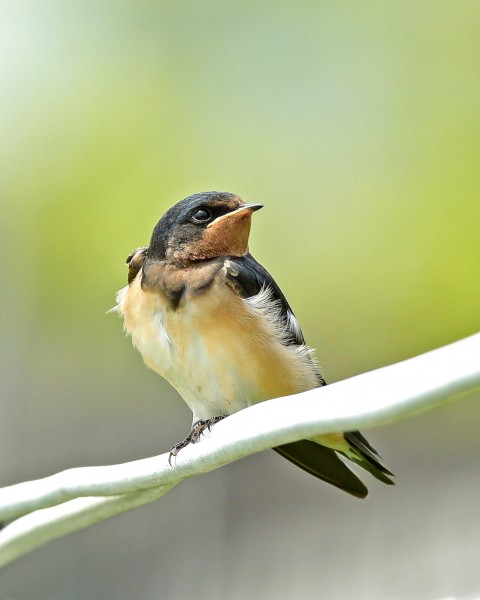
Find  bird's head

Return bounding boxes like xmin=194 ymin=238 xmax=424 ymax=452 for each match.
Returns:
xmin=148 ymin=191 xmax=263 ymax=264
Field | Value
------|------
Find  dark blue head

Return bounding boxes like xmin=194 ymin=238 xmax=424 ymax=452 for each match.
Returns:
xmin=148 ymin=191 xmax=263 ymax=264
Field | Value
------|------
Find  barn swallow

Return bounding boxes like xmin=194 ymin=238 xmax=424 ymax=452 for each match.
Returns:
xmin=114 ymin=191 xmax=393 ymax=497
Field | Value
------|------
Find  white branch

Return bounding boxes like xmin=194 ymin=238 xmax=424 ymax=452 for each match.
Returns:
xmin=0 ymin=333 xmax=479 ymax=568
xmin=0 ymin=486 xmax=177 ymax=569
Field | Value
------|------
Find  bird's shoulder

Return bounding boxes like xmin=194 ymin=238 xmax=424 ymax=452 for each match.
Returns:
xmin=124 ymin=250 xmax=304 ymax=349
xmin=223 ymin=253 xmax=306 ymax=347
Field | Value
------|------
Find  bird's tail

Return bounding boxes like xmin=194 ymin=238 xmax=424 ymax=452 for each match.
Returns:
xmin=274 ymin=440 xmax=369 ymax=498
xmin=274 ymin=431 xmax=394 ymax=498
xmin=341 ymin=431 xmax=395 ymax=486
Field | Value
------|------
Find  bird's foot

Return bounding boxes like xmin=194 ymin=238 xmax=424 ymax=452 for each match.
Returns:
xmin=168 ymin=415 xmax=227 ymax=464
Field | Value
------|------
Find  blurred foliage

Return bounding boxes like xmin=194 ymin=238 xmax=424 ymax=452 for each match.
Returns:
xmin=2 ymin=2 xmax=478 ymax=377
xmin=1 ymin=2 xmax=480 ymax=599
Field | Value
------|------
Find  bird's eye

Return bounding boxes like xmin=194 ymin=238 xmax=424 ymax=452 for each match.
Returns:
xmin=191 ymin=208 xmax=212 ymax=223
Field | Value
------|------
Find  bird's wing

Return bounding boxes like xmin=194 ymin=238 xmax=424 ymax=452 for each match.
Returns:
xmin=225 ymin=252 xmax=326 ymax=387
xmin=274 ymin=441 xmax=368 ymax=498
xmin=223 ymin=253 xmax=394 ymax=497
xmin=224 ymin=253 xmax=310 ymax=348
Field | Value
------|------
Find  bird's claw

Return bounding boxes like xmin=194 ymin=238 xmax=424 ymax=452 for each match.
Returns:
xmin=168 ymin=415 xmax=227 ymax=465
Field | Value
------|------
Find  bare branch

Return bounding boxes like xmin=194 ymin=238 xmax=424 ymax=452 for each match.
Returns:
xmin=0 ymin=333 xmax=479 ymax=567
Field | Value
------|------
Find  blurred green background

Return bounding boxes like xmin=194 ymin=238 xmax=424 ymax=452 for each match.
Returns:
xmin=1 ymin=2 xmax=479 ymax=599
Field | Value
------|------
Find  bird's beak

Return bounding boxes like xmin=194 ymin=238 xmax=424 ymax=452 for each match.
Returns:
xmin=242 ymin=203 xmax=264 ymax=213
xmin=206 ymin=203 xmax=263 ymax=228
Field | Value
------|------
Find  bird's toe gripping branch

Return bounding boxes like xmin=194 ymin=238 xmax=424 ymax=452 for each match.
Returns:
xmin=168 ymin=415 xmax=228 ymax=464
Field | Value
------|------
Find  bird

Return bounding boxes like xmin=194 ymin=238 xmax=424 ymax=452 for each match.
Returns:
xmin=114 ymin=191 xmax=394 ymax=498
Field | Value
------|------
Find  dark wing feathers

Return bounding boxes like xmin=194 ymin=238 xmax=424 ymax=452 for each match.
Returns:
xmin=343 ymin=432 xmax=395 ymax=485
xmin=274 ymin=441 xmax=369 ymax=498
xmin=225 ymin=253 xmax=306 ymax=346
xmin=224 ymin=254 xmax=394 ymax=496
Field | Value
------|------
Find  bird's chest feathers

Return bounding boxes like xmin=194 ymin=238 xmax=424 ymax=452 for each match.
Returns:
xmin=116 ymin=259 xmax=316 ymax=418
xmin=118 ymin=261 xmax=223 ymax=379
xmin=116 ymin=260 xmax=258 ymax=415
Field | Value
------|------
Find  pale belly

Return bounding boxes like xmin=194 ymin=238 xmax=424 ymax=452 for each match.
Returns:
xmin=116 ymin=276 xmax=319 ymax=422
